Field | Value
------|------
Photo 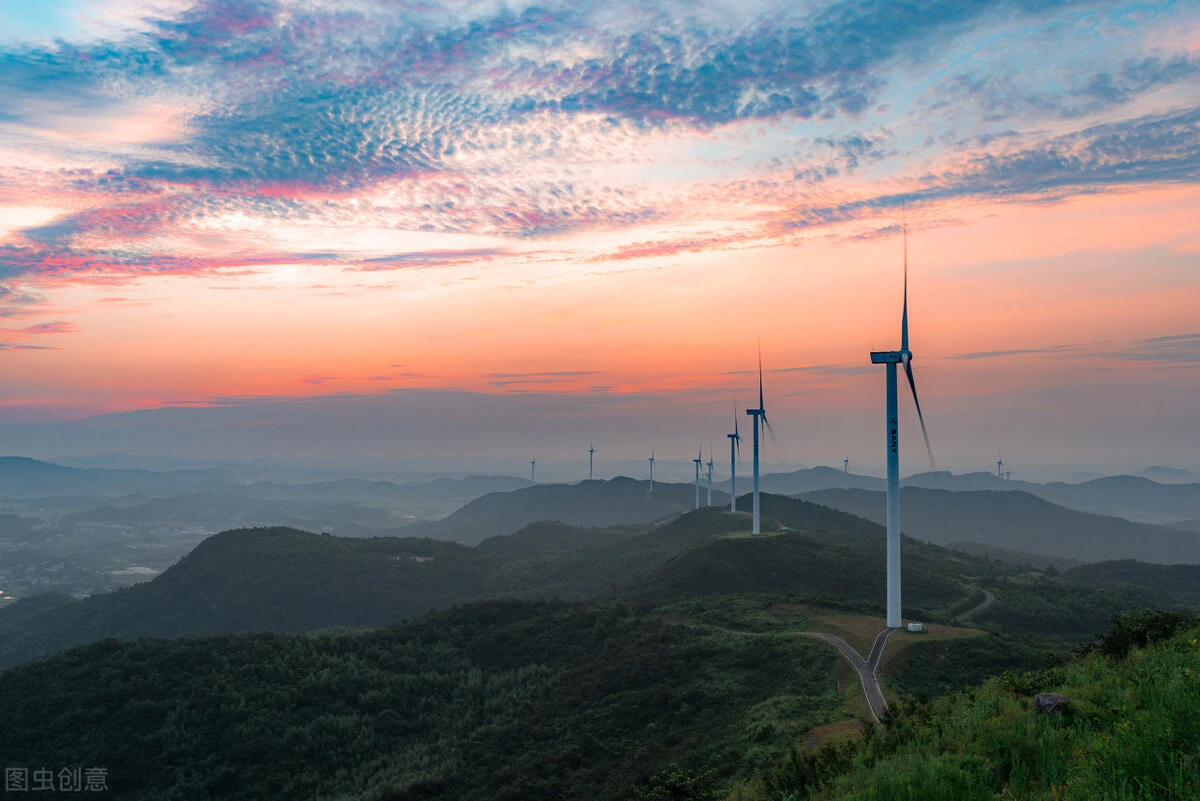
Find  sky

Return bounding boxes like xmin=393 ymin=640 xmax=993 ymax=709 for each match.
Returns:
xmin=0 ymin=0 xmax=1198 ymax=476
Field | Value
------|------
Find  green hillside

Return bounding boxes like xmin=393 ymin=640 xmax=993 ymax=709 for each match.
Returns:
xmin=1064 ymin=560 xmax=1200 ymax=605
xmin=944 ymin=541 xmax=1084 ymax=572
xmin=0 ymin=600 xmax=840 ymax=801
xmin=9 ymin=496 xmax=1198 ymax=672
xmin=627 ymin=494 xmax=1009 ymax=617
xmin=0 ymin=592 xmax=76 ymax=631
xmin=735 ymin=611 xmax=1200 ymax=800
xmin=0 ymin=511 xmax=742 ymax=671
xmin=801 ymin=487 xmax=1200 ymax=564
xmin=0 ymin=529 xmax=487 ymax=671
xmin=475 ymin=520 xmax=643 ymax=557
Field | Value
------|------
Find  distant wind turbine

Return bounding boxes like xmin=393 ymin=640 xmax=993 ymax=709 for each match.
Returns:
xmin=727 ymin=400 xmax=741 ymax=513
xmin=589 ymin=441 xmax=595 ymax=481
xmin=706 ymin=449 xmax=714 ymax=506
xmin=746 ymin=346 xmax=773 ymax=535
xmin=843 ymin=456 xmax=849 ymax=489
xmin=869 ymin=211 xmax=936 ymax=629
xmin=648 ymin=448 xmax=655 ymax=493
xmin=693 ymin=446 xmax=703 ymax=510
xmin=997 ymin=451 xmax=1005 ymax=484
xmin=531 ymin=459 xmax=536 ymax=483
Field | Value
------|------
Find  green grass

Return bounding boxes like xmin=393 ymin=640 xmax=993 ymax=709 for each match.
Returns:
xmin=883 ymin=632 xmax=1072 ymax=701
xmin=656 ymin=595 xmax=816 ymax=634
xmin=735 ymin=612 xmax=1200 ymax=801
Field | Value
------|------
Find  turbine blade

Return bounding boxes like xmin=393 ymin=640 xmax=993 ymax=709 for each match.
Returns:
xmin=904 ymin=361 xmax=936 ymax=472
xmin=762 ymin=412 xmax=775 ymax=443
xmin=758 ymin=344 xmax=765 ymax=412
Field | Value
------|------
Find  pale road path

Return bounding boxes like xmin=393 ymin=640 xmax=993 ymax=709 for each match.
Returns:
xmin=955 ymin=589 xmax=996 ymax=622
xmin=805 ymin=631 xmax=893 ymax=724
xmin=677 ymin=622 xmax=894 ymax=724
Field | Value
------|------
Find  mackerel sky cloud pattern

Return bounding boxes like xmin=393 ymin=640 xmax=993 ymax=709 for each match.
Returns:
xmin=2 ymin=0 xmax=1198 ymax=275
xmin=0 ymin=0 xmax=1199 ymax=464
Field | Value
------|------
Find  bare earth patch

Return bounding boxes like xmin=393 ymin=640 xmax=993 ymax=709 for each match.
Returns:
xmin=799 ymin=718 xmax=864 ymax=752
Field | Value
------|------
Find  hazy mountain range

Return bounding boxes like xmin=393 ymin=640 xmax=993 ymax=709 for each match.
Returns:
xmin=800 ymin=488 xmax=1200 ymax=565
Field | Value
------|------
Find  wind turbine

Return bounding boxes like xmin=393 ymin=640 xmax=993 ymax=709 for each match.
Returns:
xmin=869 ymin=212 xmax=935 ymax=629
xmin=843 ymin=456 xmax=849 ymax=489
xmin=648 ymin=448 xmax=655 ymax=493
xmin=996 ymin=451 xmax=1005 ymax=485
xmin=706 ymin=449 xmax=714 ymax=506
xmin=693 ymin=447 xmax=703 ymax=509
xmin=589 ymin=441 xmax=595 ymax=481
xmin=727 ymin=401 xmax=741 ymax=513
xmin=531 ymin=459 xmax=536 ymax=483
xmin=746 ymin=347 xmax=773 ymax=535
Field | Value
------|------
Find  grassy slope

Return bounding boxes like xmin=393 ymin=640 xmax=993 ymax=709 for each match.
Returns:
xmin=1064 ymin=560 xmax=1200 ymax=605
xmin=972 ymin=572 xmax=1195 ymax=639
xmin=880 ymin=630 xmax=1071 ymax=701
xmin=797 ymin=620 xmax=1200 ymax=801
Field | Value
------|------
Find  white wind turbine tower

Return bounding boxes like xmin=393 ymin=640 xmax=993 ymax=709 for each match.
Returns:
xmin=843 ymin=456 xmax=849 ymax=488
xmin=996 ymin=451 xmax=1005 ymax=485
xmin=531 ymin=459 xmax=536 ymax=483
xmin=693 ymin=447 xmax=703 ymax=509
xmin=727 ymin=402 xmax=741 ymax=513
xmin=869 ymin=214 xmax=936 ymax=629
xmin=648 ymin=448 xmax=655 ymax=493
xmin=746 ymin=348 xmax=773 ymax=535
xmin=589 ymin=441 xmax=595 ymax=481
xmin=706 ymin=449 xmax=714 ymax=506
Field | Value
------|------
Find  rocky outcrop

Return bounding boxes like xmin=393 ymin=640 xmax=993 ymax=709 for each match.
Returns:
xmin=1034 ymin=693 xmax=1069 ymax=715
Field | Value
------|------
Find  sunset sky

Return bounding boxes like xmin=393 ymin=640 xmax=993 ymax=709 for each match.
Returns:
xmin=1 ymin=0 xmax=1198 ymax=474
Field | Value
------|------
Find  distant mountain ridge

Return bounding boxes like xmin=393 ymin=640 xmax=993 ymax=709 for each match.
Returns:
xmin=405 ymin=476 xmax=729 ymax=545
xmin=7 ymin=455 xmax=1199 ymax=525
xmin=0 ymin=456 xmax=533 ymax=505
xmin=801 ymin=487 xmax=1200 ymax=564
xmin=711 ymin=464 xmax=1200 ymax=524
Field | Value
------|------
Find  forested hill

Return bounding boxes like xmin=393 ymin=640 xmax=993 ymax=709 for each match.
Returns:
xmin=0 ymin=509 xmax=742 ymax=671
xmin=0 ymin=600 xmax=840 ymax=801
xmin=0 ymin=530 xmax=485 ymax=671
xmin=9 ymin=493 xmax=1200 ymax=672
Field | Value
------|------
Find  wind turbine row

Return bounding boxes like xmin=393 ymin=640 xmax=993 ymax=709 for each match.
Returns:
xmin=527 ymin=213 xmax=933 ymax=634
